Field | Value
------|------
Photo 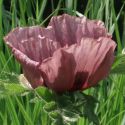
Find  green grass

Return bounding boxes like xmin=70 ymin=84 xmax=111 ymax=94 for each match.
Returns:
xmin=0 ymin=0 xmax=125 ymax=125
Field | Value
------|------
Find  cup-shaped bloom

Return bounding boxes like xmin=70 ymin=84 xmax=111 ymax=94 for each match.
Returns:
xmin=4 ymin=14 xmax=116 ymax=92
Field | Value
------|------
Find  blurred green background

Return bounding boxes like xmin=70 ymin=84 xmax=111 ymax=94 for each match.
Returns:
xmin=0 ymin=0 xmax=125 ymax=125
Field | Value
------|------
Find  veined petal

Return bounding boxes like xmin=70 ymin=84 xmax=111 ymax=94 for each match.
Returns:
xmin=4 ymin=26 xmax=61 ymax=88
xmin=11 ymin=47 xmax=44 ymax=88
xmin=65 ymin=37 xmax=116 ymax=90
xmin=84 ymin=48 xmax=114 ymax=89
xmin=49 ymin=14 xmax=108 ymax=46
xmin=4 ymin=26 xmax=61 ymax=62
xmin=39 ymin=49 xmax=76 ymax=92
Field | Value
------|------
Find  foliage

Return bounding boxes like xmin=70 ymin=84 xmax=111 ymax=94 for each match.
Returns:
xmin=35 ymin=87 xmax=99 ymax=125
xmin=0 ymin=72 xmax=99 ymax=124
xmin=0 ymin=0 xmax=125 ymax=125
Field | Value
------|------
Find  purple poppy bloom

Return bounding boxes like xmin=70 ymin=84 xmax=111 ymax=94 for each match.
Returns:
xmin=4 ymin=14 xmax=116 ymax=92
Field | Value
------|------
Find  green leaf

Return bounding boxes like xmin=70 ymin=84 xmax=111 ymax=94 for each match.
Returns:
xmin=44 ymin=101 xmax=57 ymax=112
xmin=62 ymin=109 xmax=80 ymax=122
xmin=79 ymin=94 xmax=99 ymax=125
xmin=34 ymin=87 xmax=99 ymax=125
xmin=29 ymin=97 xmax=40 ymax=103
xmin=85 ymin=111 xmax=99 ymax=125
xmin=35 ymin=86 xmax=54 ymax=102
xmin=63 ymin=92 xmax=99 ymax=124
xmin=52 ymin=119 xmax=69 ymax=125
xmin=49 ymin=110 xmax=61 ymax=120
xmin=0 ymin=83 xmax=26 ymax=99
xmin=0 ymin=72 xmax=28 ymax=98
xmin=55 ymin=94 xmax=73 ymax=107
xmin=0 ymin=72 xmax=19 ymax=84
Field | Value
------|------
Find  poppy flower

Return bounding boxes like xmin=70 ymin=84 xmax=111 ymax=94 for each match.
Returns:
xmin=4 ymin=14 xmax=116 ymax=92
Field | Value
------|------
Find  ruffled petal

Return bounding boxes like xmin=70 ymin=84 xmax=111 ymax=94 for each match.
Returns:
xmin=65 ymin=37 xmax=116 ymax=90
xmin=4 ymin=26 xmax=61 ymax=88
xmin=84 ymin=48 xmax=114 ymax=89
xmin=49 ymin=14 xmax=109 ymax=46
xmin=4 ymin=26 xmax=61 ymax=62
xmin=4 ymin=14 xmax=116 ymax=92
xmin=11 ymin=47 xmax=44 ymax=88
xmin=39 ymin=49 xmax=76 ymax=92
